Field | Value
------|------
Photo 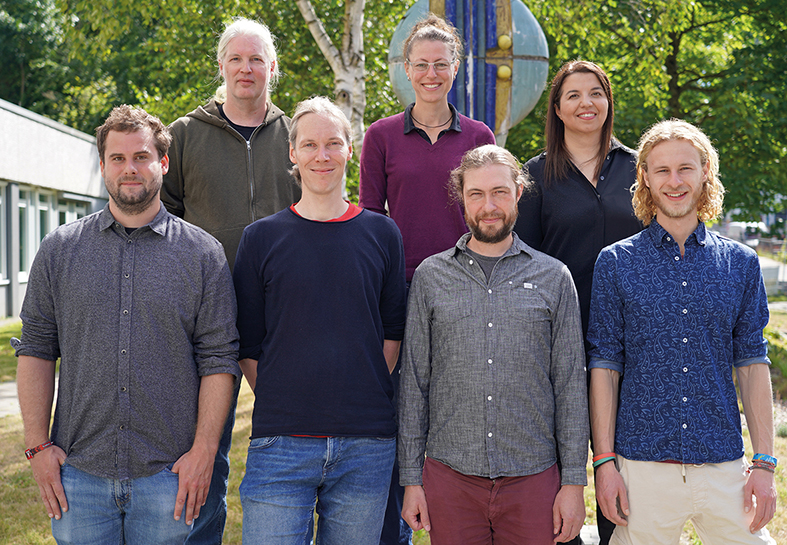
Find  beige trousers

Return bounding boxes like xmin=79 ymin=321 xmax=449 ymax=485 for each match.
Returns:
xmin=610 ymin=456 xmax=775 ymax=545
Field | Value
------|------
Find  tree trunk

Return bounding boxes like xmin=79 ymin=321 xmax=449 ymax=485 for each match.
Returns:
xmin=295 ymin=0 xmax=367 ymax=156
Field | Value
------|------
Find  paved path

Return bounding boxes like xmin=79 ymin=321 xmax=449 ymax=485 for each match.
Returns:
xmin=0 ymin=379 xmax=18 ymax=418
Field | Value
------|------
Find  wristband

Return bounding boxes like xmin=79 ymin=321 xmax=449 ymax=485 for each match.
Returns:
xmin=592 ymin=456 xmax=617 ymax=468
xmin=749 ymin=463 xmax=776 ymax=474
xmin=752 ymin=453 xmax=777 ymax=467
xmin=25 ymin=441 xmax=54 ymax=460
xmin=592 ymin=452 xmax=616 ymax=463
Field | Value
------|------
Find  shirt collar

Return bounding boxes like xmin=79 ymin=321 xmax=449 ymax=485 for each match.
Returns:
xmin=647 ymin=218 xmax=707 ymax=248
xmin=403 ymin=103 xmax=462 ymax=134
xmin=452 ymin=231 xmax=533 ymax=259
xmin=98 ymin=203 xmax=169 ymax=236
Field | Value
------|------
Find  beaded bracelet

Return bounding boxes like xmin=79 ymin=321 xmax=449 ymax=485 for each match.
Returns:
xmin=750 ymin=462 xmax=775 ymax=473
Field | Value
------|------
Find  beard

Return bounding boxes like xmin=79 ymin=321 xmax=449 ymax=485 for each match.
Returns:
xmin=107 ymin=175 xmax=162 ymax=215
xmin=651 ymin=189 xmax=701 ymax=221
xmin=466 ymin=209 xmax=517 ymax=244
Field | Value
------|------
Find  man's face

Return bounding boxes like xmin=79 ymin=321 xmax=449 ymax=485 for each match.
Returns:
xmin=462 ymin=164 xmax=522 ymax=244
xmin=289 ymin=113 xmax=352 ymax=199
xmin=219 ymin=35 xmax=273 ymax=106
xmin=100 ymin=128 xmax=168 ymax=215
xmin=643 ymin=139 xmax=707 ymax=222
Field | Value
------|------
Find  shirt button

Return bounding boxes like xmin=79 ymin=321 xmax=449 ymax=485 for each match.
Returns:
xmin=600 ymin=175 xmax=605 ymax=180
xmin=469 ymin=259 xmax=474 ymax=265
xmin=488 ymin=289 xmax=492 ymax=294
xmin=683 ymin=397 xmax=687 ymax=402
xmin=127 ymin=239 xmax=132 ymax=244
xmin=666 ymin=236 xmax=671 ymax=241
xmin=124 ymin=273 xmax=130 ymax=278
xmin=488 ymin=323 xmax=493 ymax=327
xmin=682 ymin=281 xmax=687 ymax=286
xmin=683 ymin=367 xmax=688 ymax=372
xmin=682 ymin=338 xmax=688 ymax=343
xmin=123 ymin=309 xmax=129 ymax=315
xmin=119 ymin=425 xmax=125 ymax=430
xmin=487 ymin=396 xmax=492 ymax=401
xmin=121 ymin=349 xmax=127 ymax=355
xmin=682 ymin=423 xmax=687 ymax=429
xmin=682 ymin=309 xmax=688 ymax=314
xmin=120 ymin=387 xmax=127 ymax=392
xmin=674 ymin=256 xmax=680 ymax=261
xmin=488 ymin=432 xmax=493 ymax=437
xmin=487 ymin=359 xmax=493 ymax=364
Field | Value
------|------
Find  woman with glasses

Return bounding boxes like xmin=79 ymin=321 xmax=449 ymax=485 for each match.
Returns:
xmin=513 ymin=60 xmax=642 ymax=545
xmin=360 ymin=13 xmax=495 ymax=286
xmin=358 ymin=13 xmax=495 ymax=545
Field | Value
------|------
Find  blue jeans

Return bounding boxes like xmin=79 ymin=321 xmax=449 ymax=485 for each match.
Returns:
xmin=240 ymin=435 xmax=396 ymax=545
xmin=186 ymin=379 xmax=239 ymax=544
xmin=52 ymin=463 xmax=191 ymax=544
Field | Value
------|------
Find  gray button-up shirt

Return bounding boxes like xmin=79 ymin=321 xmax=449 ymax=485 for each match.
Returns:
xmin=398 ymin=233 xmax=588 ymax=486
xmin=15 ymin=204 xmax=240 ymax=480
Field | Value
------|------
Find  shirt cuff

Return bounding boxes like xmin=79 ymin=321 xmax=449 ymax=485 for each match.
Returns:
xmin=559 ymin=467 xmax=588 ymax=487
xmin=398 ymin=466 xmax=424 ymax=487
xmin=733 ymin=355 xmax=770 ymax=368
xmin=588 ymin=357 xmax=624 ymax=374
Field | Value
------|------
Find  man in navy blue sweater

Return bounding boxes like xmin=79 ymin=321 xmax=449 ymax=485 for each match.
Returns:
xmin=232 ymin=96 xmax=407 ymax=545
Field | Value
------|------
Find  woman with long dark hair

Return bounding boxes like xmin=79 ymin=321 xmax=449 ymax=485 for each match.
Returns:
xmin=514 ymin=60 xmax=642 ymax=545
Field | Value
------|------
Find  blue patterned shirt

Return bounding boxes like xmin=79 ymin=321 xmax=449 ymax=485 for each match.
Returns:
xmin=587 ymin=220 xmax=769 ymax=464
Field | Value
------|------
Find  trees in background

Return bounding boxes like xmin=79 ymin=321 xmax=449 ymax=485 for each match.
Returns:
xmin=507 ymin=0 xmax=787 ymax=220
xmin=2 ymin=0 xmax=785 ymax=219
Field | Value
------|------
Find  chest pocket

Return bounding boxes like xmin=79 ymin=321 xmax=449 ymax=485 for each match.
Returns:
xmin=503 ymin=281 xmax=551 ymax=325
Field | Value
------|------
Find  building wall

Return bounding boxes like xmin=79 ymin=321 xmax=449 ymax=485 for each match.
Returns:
xmin=0 ymin=99 xmax=108 ymax=318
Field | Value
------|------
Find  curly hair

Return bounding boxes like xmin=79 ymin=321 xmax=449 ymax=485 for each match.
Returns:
xmin=632 ymin=119 xmax=724 ymax=225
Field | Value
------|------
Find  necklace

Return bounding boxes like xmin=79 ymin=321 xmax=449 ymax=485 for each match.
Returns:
xmin=411 ymin=112 xmax=452 ymax=129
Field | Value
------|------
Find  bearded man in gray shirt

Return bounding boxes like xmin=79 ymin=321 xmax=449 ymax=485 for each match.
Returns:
xmin=15 ymin=105 xmax=240 ymax=545
xmin=398 ymin=145 xmax=588 ymax=545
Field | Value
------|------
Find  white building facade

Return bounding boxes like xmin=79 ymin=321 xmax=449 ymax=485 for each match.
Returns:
xmin=0 ymin=98 xmax=108 ymax=317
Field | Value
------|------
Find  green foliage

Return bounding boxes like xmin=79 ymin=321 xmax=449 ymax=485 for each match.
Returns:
xmin=0 ymin=321 xmax=21 ymax=382
xmin=764 ymin=326 xmax=787 ymax=400
xmin=508 ymin=0 xmax=787 ymax=220
xmin=2 ymin=0 xmax=785 ymax=213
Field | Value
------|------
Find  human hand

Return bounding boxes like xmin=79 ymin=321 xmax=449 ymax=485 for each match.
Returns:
xmin=594 ymin=461 xmax=629 ymax=526
xmin=402 ymin=485 xmax=431 ymax=532
xmin=30 ymin=445 xmax=68 ymax=520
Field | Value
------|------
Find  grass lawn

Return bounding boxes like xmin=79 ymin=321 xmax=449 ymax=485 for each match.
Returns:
xmin=2 ymin=318 xmax=787 ymax=543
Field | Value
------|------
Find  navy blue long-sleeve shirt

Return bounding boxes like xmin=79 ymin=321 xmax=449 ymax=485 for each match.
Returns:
xmin=233 ymin=207 xmax=406 ymax=438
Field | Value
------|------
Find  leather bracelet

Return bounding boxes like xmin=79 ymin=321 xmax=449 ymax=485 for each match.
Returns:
xmin=750 ymin=464 xmax=776 ymax=474
xmin=25 ymin=441 xmax=54 ymax=460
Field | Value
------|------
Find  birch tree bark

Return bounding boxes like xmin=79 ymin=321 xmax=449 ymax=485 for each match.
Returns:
xmin=295 ymin=0 xmax=367 ymax=155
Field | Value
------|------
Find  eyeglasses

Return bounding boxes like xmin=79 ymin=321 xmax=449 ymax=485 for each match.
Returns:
xmin=407 ymin=60 xmax=454 ymax=73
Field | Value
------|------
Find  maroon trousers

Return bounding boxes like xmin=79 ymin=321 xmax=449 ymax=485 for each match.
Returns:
xmin=422 ymin=457 xmax=560 ymax=545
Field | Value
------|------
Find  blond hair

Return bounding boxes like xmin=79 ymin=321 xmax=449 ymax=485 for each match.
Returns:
xmin=633 ymin=119 xmax=724 ymax=225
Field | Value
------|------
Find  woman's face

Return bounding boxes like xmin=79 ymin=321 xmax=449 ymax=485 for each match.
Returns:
xmin=405 ymin=39 xmax=459 ymax=106
xmin=555 ymin=72 xmax=609 ymax=137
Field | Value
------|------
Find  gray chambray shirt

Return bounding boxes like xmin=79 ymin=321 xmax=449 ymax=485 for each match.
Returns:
xmin=398 ymin=233 xmax=589 ymax=486
xmin=15 ymin=204 xmax=240 ymax=481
